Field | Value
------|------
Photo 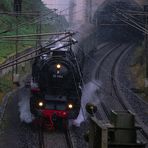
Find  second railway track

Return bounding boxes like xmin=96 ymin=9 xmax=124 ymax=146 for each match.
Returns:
xmin=93 ymin=43 xmax=148 ymax=146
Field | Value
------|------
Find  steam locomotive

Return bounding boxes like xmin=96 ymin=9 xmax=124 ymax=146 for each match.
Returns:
xmin=30 ymin=41 xmax=82 ymax=129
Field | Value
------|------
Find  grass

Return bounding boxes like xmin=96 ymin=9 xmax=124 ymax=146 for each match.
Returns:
xmin=131 ymin=64 xmax=144 ymax=87
xmin=0 ymin=22 xmax=56 ymax=64
xmin=0 ymin=72 xmax=13 ymax=104
xmin=130 ymin=45 xmax=148 ymax=102
xmin=0 ymin=61 xmax=31 ymax=105
xmin=0 ymin=0 xmax=68 ymax=104
xmin=0 ymin=0 xmax=68 ymax=63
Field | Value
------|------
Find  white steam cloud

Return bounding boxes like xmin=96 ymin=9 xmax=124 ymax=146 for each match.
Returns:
xmin=73 ymin=80 xmax=101 ymax=127
xmin=18 ymin=95 xmax=34 ymax=123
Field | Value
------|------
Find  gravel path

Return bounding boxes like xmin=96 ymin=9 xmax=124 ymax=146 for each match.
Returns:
xmin=0 ymin=87 xmax=39 ymax=148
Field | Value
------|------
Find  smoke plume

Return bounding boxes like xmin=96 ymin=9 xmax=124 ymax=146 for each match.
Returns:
xmin=18 ymin=95 xmax=34 ymax=123
xmin=72 ymin=80 xmax=101 ymax=127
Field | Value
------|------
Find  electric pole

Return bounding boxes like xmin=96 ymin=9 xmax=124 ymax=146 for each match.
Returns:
xmin=36 ymin=11 xmax=42 ymax=53
xmin=69 ymin=0 xmax=75 ymax=25
xmin=88 ymin=0 xmax=92 ymax=23
xmin=85 ymin=0 xmax=92 ymax=23
xmin=14 ymin=0 xmax=22 ymax=74
xmin=15 ymin=15 xmax=18 ymax=74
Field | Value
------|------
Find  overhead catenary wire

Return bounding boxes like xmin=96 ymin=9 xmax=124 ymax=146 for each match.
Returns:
xmin=107 ymin=2 xmax=148 ymax=34
xmin=0 ymin=31 xmax=73 ymax=39
xmin=2 ymin=0 xmax=147 ymax=122
xmin=0 ymin=3 xmax=88 ymax=69
xmin=40 ymin=1 xmax=148 ymax=122
xmin=0 ymin=39 xmax=77 ymax=70
xmin=0 ymin=1 xmax=85 ymax=39
xmin=0 ymin=6 xmax=69 ymax=40
xmin=0 ymin=32 xmax=75 ymax=69
xmin=1 ymin=39 xmax=54 ymax=41
xmin=0 ymin=1 xmax=145 ymax=83
xmin=46 ymin=3 xmax=89 ymax=122
xmin=0 ymin=2 xmax=86 ymax=36
xmin=0 ymin=11 xmax=44 ymax=16
xmin=75 ymin=4 xmax=148 ymax=123
xmin=0 ymin=6 xmax=84 ymax=41
xmin=0 ymin=10 xmax=55 ymax=35
xmin=0 ymin=8 xmax=59 ymax=35
xmin=0 ymin=2 xmax=86 ymax=61
xmin=115 ymin=10 xmax=148 ymax=33
xmin=115 ymin=14 xmax=146 ymax=33
xmin=69 ymin=44 xmax=87 ymax=121
xmin=74 ymin=20 xmax=148 ymax=106
xmin=120 ymin=8 xmax=145 ymax=25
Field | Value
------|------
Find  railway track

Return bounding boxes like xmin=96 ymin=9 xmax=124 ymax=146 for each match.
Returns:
xmin=37 ymin=117 xmax=73 ymax=148
xmin=38 ymin=127 xmax=73 ymax=148
xmin=93 ymin=43 xmax=148 ymax=145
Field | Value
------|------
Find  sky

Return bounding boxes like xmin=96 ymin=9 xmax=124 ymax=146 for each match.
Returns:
xmin=42 ymin=0 xmax=85 ymax=24
xmin=42 ymin=0 xmax=70 ymax=11
xmin=41 ymin=0 xmax=105 ymax=25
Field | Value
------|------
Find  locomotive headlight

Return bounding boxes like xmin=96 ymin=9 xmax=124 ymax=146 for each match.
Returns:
xmin=68 ymin=103 xmax=73 ymax=109
xmin=38 ymin=101 xmax=44 ymax=107
xmin=56 ymin=64 xmax=61 ymax=69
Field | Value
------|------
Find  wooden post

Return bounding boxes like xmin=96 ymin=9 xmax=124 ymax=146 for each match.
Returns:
xmin=15 ymin=15 xmax=18 ymax=74
xmin=89 ymin=117 xmax=108 ymax=148
xmin=36 ymin=11 xmax=42 ymax=52
xmin=14 ymin=0 xmax=22 ymax=74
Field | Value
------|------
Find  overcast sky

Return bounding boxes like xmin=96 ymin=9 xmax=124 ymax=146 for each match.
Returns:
xmin=42 ymin=0 xmax=70 ymax=11
xmin=42 ymin=0 xmax=85 ymax=23
xmin=42 ymin=0 xmax=104 ymax=23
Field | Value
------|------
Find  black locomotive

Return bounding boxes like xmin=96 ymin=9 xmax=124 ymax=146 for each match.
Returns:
xmin=30 ymin=42 xmax=82 ymax=129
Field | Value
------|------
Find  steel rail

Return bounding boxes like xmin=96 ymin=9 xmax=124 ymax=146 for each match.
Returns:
xmin=111 ymin=44 xmax=133 ymax=110
xmin=111 ymin=45 xmax=148 ymax=141
xmin=38 ymin=118 xmax=45 ymax=148
xmin=90 ymin=43 xmax=121 ymax=120
xmin=94 ymin=44 xmax=121 ymax=91
xmin=65 ymin=128 xmax=73 ymax=148
xmin=95 ymin=43 xmax=148 ymax=141
xmin=95 ymin=44 xmax=132 ymax=110
xmin=77 ymin=43 xmax=116 ymax=121
xmin=38 ymin=129 xmax=45 ymax=148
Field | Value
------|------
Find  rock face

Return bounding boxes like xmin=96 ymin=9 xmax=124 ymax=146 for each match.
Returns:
xmin=136 ymin=0 xmax=148 ymax=5
xmin=78 ymin=0 xmax=142 ymax=24
xmin=71 ymin=0 xmax=143 ymax=26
